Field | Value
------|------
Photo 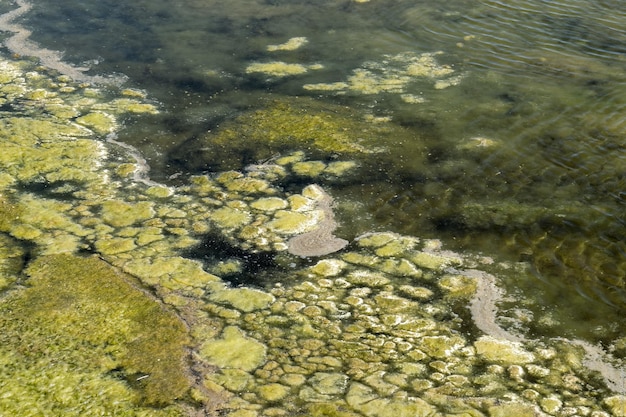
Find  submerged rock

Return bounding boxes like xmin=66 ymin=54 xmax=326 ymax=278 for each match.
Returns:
xmin=287 ymin=185 xmax=348 ymax=257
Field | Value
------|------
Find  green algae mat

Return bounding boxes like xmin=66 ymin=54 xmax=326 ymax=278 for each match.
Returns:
xmin=0 ymin=1 xmax=626 ymax=415
xmin=0 ymin=254 xmax=191 ymax=414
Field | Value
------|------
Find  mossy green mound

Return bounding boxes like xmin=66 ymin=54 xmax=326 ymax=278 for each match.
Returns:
xmin=0 ymin=254 xmax=192 ymax=415
xmin=176 ymin=96 xmax=406 ymax=171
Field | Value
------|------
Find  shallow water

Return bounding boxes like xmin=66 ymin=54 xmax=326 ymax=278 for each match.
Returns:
xmin=20 ymin=0 xmax=626 ymax=337
xmin=3 ymin=0 xmax=626 ymax=413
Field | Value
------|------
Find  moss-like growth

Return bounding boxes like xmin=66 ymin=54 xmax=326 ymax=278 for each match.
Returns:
xmin=250 ymin=197 xmax=288 ymax=212
xmin=209 ymin=206 xmax=252 ymax=230
xmin=438 ymin=274 xmax=478 ymax=298
xmin=474 ymin=336 xmax=536 ymax=364
xmin=0 ymin=194 xmax=21 ymax=232
xmin=256 ymin=382 xmax=290 ymax=401
xmin=209 ymin=287 xmax=275 ymax=312
xmin=307 ymin=402 xmax=363 ymax=417
xmin=0 ymin=232 xmax=24 ymax=291
xmin=245 ymin=61 xmax=311 ymax=77
xmin=266 ymin=210 xmax=321 ymax=234
xmin=100 ymin=200 xmax=155 ymax=228
xmin=199 ymin=326 xmax=267 ymax=371
xmin=183 ymin=97 xmax=397 ymax=172
xmin=75 ymin=111 xmax=117 ymax=134
xmin=0 ymin=254 xmax=192 ymax=413
xmin=0 ymin=117 xmax=103 ymax=185
xmin=487 ymin=402 xmax=538 ymax=417
xmin=292 ymin=160 xmax=327 ymax=177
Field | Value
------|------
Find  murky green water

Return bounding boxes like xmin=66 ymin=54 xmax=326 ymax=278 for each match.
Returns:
xmin=2 ymin=0 xmax=626 ymax=415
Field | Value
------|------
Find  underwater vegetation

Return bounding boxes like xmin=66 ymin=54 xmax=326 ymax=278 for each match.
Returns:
xmin=0 ymin=52 xmax=624 ymax=417
xmin=0 ymin=254 xmax=191 ymax=414
xmin=171 ymin=96 xmax=397 ymax=173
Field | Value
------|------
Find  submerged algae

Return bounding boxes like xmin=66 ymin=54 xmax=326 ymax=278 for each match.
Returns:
xmin=0 ymin=49 xmax=624 ymax=417
xmin=303 ymin=51 xmax=460 ymax=100
xmin=179 ymin=96 xmax=399 ymax=172
xmin=0 ymin=254 xmax=191 ymax=414
xmin=212 ymin=97 xmax=384 ymax=156
xmin=0 ymin=53 xmax=210 ymax=413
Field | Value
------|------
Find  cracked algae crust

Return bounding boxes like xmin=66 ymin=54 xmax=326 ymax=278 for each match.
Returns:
xmin=0 ymin=254 xmax=191 ymax=414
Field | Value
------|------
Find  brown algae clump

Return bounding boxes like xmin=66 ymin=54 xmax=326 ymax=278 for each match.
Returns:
xmin=0 ymin=254 xmax=191 ymax=413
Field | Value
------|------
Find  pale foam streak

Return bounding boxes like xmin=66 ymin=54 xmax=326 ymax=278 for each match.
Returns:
xmin=0 ymin=0 xmax=126 ymax=85
xmin=463 ymin=266 xmax=626 ymax=394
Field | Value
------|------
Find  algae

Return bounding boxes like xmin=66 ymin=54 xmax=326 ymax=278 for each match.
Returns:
xmin=199 ymin=326 xmax=267 ymax=372
xmin=0 ymin=254 xmax=191 ymax=414
xmin=303 ymin=51 xmax=458 ymax=97
xmin=100 ymin=200 xmax=156 ymax=228
xmin=0 ymin=232 xmax=24 ymax=291
xmin=210 ymin=98 xmax=380 ymax=155
xmin=0 ymin=38 xmax=622 ymax=417
xmin=179 ymin=96 xmax=405 ymax=172
xmin=245 ymin=61 xmax=312 ymax=77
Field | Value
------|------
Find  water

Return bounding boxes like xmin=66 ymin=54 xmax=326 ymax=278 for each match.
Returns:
xmin=22 ymin=0 xmax=626 ymax=335
xmin=3 ymin=0 xmax=626 ymax=413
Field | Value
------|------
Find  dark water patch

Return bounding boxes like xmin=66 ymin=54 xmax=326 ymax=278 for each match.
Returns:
xmin=180 ymin=231 xmax=279 ymax=287
xmin=17 ymin=179 xmax=82 ymax=201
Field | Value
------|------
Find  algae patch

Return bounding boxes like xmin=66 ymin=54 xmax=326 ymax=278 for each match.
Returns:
xmin=200 ymin=326 xmax=267 ymax=371
xmin=183 ymin=96 xmax=394 ymax=172
xmin=0 ymin=254 xmax=192 ymax=413
xmin=303 ymin=51 xmax=461 ymax=100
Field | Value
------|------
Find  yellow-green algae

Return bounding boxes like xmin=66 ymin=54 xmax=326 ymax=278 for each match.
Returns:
xmin=0 ymin=254 xmax=190 ymax=415
xmin=200 ymin=326 xmax=267 ymax=372
xmin=245 ymin=61 xmax=315 ymax=77
xmin=266 ymin=37 xmax=308 ymax=52
xmin=0 ymin=51 xmax=623 ymax=417
xmin=303 ymin=51 xmax=459 ymax=98
xmin=196 ymin=96 xmax=393 ymax=166
xmin=0 ymin=232 xmax=24 ymax=291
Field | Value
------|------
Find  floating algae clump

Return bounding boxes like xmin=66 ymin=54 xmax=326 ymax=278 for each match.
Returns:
xmin=0 ymin=254 xmax=191 ymax=414
xmin=266 ymin=37 xmax=308 ymax=52
xmin=304 ymin=51 xmax=461 ymax=100
xmin=245 ymin=61 xmax=313 ymax=77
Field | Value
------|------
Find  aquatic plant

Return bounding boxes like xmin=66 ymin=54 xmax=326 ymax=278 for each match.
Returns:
xmin=178 ymin=96 xmax=394 ymax=172
xmin=303 ymin=51 xmax=462 ymax=100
